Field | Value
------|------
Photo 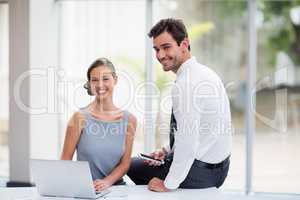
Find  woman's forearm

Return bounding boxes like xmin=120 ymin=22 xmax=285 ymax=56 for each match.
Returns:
xmin=104 ymin=161 xmax=130 ymax=184
xmin=60 ymin=153 xmax=73 ymax=160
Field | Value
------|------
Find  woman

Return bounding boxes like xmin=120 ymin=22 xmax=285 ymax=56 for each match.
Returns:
xmin=61 ymin=58 xmax=137 ymax=191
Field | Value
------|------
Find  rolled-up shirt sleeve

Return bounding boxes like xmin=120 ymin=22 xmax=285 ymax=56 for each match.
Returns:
xmin=164 ymin=115 xmax=199 ymax=189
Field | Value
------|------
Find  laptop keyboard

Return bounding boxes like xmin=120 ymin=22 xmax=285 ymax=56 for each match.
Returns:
xmin=95 ymin=189 xmax=111 ymax=197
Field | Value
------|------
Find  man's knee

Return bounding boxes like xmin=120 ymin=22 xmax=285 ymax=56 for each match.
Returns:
xmin=127 ymin=157 xmax=142 ymax=176
xmin=127 ymin=157 xmax=149 ymax=184
xmin=128 ymin=157 xmax=148 ymax=178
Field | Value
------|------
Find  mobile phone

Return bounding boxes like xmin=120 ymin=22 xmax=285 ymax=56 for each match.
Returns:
xmin=139 ymin=153 xmax=165 ymax=165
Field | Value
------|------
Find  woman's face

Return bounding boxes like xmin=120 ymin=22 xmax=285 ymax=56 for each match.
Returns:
xmin=89 ymin=66 xmax=117 ymax=100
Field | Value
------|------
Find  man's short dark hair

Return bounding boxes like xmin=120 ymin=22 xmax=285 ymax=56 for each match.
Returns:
xmin=148 ymin=18 xmax=190 ymax=51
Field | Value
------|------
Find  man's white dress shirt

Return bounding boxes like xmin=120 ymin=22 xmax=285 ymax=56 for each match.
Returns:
xmin=163 ymin=57 xmax=232 ymax=190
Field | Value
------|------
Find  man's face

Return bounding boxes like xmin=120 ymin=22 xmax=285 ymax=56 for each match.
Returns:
xmin=153 ymin=31 xmax=185 ymax=73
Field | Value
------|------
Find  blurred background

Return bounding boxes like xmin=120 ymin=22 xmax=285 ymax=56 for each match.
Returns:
xmin=1 ymin=0 xmax=300 ymax=195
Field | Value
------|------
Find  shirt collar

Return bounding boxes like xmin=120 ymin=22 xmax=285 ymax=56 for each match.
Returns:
xmin=176 ymin=56 xmax=196 ymax=77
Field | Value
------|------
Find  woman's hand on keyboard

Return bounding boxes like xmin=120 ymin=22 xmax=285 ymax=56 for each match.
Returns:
xmin=93 ymin=179 xmax=112 ymax=191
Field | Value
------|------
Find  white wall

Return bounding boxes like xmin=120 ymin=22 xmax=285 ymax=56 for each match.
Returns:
xmin=29 ymin=0 xmax=59 ymax=160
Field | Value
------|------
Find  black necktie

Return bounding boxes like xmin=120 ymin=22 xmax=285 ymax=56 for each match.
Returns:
xmin=169 ymin=108 xmax=177 ymax=149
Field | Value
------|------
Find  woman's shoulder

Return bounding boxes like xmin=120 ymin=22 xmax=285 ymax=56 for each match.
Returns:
xmin=75 ymin=105 xmax=91 ymax=120
xmin=67 ymin=110 xmax=87 ymax=128
xmin=73 ymin=111 xmax=86 ymax=120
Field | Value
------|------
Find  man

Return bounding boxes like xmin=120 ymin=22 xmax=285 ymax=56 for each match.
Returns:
xmin=127 ymin=18 xmax=232 ymax=192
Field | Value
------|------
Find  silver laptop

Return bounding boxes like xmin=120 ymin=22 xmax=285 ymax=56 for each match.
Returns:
xmin=30 ymin=159 xmax=110 ymax=199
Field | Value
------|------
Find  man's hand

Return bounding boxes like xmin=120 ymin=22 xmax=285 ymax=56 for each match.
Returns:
xmin=93 ymin=179 xmax=112 ymax=191
xmin=148 ymin=177 xmax=170 ymax=192
xmin=144 ymin=148 xmax=167 ymax=166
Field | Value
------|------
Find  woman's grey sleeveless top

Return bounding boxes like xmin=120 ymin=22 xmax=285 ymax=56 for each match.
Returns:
xmin=76 ymin=108 xmax=129 ymax=180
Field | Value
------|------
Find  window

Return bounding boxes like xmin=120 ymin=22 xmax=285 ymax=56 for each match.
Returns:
xmin=58 ymin=0 xmax=147 ymax=155
xmin=254 ymin=0 xmax=300 ymax=193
